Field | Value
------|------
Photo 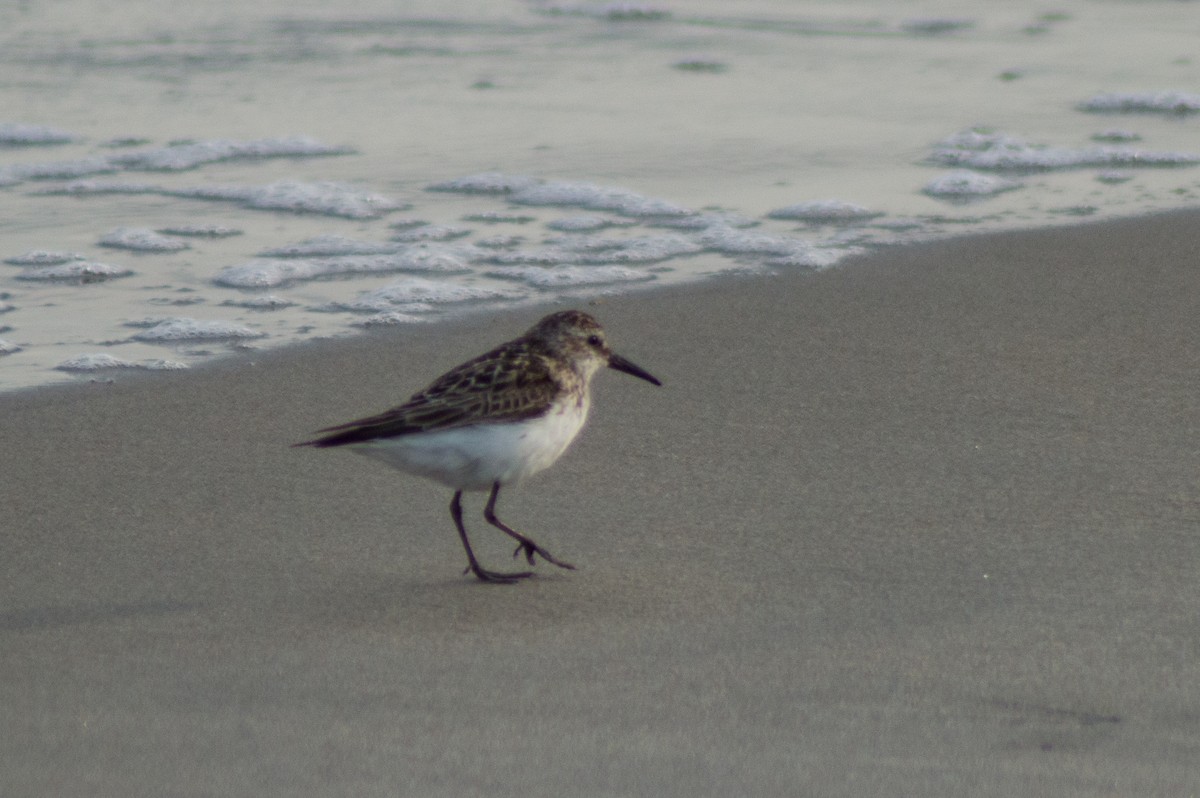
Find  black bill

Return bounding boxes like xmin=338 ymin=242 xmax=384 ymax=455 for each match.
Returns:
xmin=607 ymin=352 xmax=662 ymax=386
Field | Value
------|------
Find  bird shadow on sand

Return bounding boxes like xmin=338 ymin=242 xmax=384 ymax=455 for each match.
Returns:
xmin=268 ymin=563 xmax=663 ymax=640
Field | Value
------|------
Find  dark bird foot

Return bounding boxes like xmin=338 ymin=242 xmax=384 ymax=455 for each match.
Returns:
xmin=512 ymin=541 xmax=577 ymax=571
xmin=464 ymin=563 xmax=535 ymax=584
xmin=485 ymin=482 xmax=578 ymax=573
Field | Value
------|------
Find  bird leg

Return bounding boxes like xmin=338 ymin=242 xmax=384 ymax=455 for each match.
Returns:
xmin=484 ymin=482 xmax=577 ymax=571
xmin=450 ymin=491 xmax=533 ymax=584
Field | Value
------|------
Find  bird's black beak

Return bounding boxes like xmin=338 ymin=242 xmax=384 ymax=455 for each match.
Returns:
xmin=608 ymin=352 xmax=662 ymax=386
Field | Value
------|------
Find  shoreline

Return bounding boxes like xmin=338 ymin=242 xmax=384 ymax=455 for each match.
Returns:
xmin=4 ymin=205 xmax=1199 ymax=402
xmin=4 ymin=209 xmax=1200 ymax=795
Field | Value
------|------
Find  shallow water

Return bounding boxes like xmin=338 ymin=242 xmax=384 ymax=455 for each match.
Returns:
xmin=2 ymin=0 xmax=1199 ymax=391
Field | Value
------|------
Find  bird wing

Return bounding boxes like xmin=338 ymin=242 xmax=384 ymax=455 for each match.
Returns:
xmin=299 ymin=343 xmax=563 ymax=447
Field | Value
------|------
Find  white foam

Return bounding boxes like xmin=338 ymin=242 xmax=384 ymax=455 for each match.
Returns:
xmin=6 ymin=137 xmax=347 ymax=185
xmin=387 ymin=245 xmax=479 ymax=273
xmin=330 ymin=278 xmax=521 ymax=312
xmin=171 ymin=180 xmax=405 ymax=219
xmin=1091 ymin=130 xmax=1141 ymax=143
xmin=430 ymin=172 xmax=693 ymax=216
xmin=109 ymin=136 xmax=353 ymax=171
xmin=132 ymin=318 xmax=265 ymax=341
xmin=930 ymin=128 xmax=1200 ymax=171
xmin=901 ymin=18 xmax=974 ymax=34
xmin=1096 ymin=171 xmax=1134 ymax=184
xmin=55 ymin=353 xmax=134 ymax=370
xmin=475 ymin=234 xmax=525 ymax=249
xmin=221 ymin=295 xmax=296 ymax=309
xmin=55 ymin=353 xmax=189 ymax=371
xmin=923 ymin=170 xmax=1022 ymax=197
xmin=556 ymin=233 xmax=702 ymax=263
xmin=427 ymin=172 xmax=541 ymax=194
xmin=462 ymin=211 xmax=536 ymax=224
xmin=4 ymin=250 xmax=86 ymax=265
xmin=764 ymin=248 xmax=854 ymax=269
xmin=388 ymin=217 xmax=432 ymax=230
xmin=487 ymin=235 xmax=698 ymax=267
xmin=17 ymin=261 xmax=133 ymax=281
xmin=124 ymin=316 xmax=177 ymax=329
xmin=488 ymin=248 xmax=577 ymax=266
xmin=38 ymin=179 xmax=162 ymax=195
xmin=509 ymin=180 xmax=694 ymax=217
xmin=1 ymin=157 xmax=116 ymax=182
xmin=536 ymin=3 xmax=670 ymax=20
xmin=39 ymin=178 xmax=404 ymax=218
xmin=487 ymin=265 xmax=655 ymax=288
xmin=0 ymin=122 xmax=78 ymax=145
xmin=1079 ymin=91 xmax=1200 ymax=115
xmin=391 ymin=224 xmax=472 ymax=242
xmin=259 ymin=235 xmax=400 ymax=257
xmin=648 ymin=212 xmax=758 ymax=230
xmin=99 ymin=227 xmax=190 ymax=252
xmin=869 ymin=218 xmax=924 ymax=231
xmin=215 ymin=246 xmax=476 ymax=288
xmin=766 ymin=200 xmax=881 ymax=222
xmin=351 ymin=311 xmax=430 ymax=327
xmin=546 ymin=215 xmax=636 ymax=232
xmin=158 ymin=224 xmax=243 ymax=238
xmin=696 ymin=226 xmax=816 ymax=257
xmin=214 ymin=259 xmax=322 ymax=288
xmin=0 ymin=339 xmax=20 ymax=355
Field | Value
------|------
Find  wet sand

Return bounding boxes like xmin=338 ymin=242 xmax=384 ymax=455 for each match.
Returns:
xmin=3 ymin=211 xmax=1199 ymax=795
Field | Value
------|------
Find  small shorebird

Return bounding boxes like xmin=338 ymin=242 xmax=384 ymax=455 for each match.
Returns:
xmin=296 ymin=310 xmax=661 ymax=583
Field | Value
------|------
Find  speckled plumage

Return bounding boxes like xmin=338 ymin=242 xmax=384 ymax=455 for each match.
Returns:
xmin=297 ymin=310 xmax=661 ymax=583
xmin=303 ymin=310 xmax=603 ymax=446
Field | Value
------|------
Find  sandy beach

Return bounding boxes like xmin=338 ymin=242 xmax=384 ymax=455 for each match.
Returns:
xmin=3 ymin=211 xmax=1200 ymax=796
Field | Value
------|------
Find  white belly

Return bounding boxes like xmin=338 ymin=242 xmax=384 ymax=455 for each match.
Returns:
xmin=350 ymin=398 xmax=589 ymax=491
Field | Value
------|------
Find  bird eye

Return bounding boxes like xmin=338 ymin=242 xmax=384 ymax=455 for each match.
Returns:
xmin=586 ymin=334 xmax=602 ymax=347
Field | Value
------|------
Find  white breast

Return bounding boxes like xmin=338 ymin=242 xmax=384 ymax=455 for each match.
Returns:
xmin=351 ymin=396 xmax=590 ymax=491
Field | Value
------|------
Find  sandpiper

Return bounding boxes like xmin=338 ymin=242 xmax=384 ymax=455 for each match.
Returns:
xmin=296 ymin=310 xmax=661 ymax=583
